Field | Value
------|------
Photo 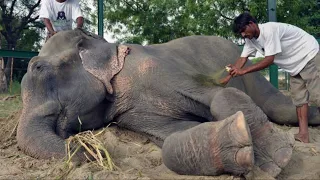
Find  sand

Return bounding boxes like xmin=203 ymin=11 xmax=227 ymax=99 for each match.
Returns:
xmin=1 ymin=96 xmax=320 ymax=180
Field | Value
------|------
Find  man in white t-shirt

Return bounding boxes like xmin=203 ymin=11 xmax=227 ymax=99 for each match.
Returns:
xmin=39 ymin=0 xmax=84 ymax=41
xmin=220 ymin=12 xmax=320 ymax=143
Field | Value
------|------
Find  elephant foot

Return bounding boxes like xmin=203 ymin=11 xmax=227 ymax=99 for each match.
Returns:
xmin=162 ymin=111 xmax=254 ymax=176
xmin=252 ymin=122 xmax=294 ymax=177
xmin=210 ymin=88 xmax=295 ymax=177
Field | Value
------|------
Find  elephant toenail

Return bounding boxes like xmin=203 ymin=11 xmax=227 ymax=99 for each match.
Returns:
xmin=260 ymin=162 xmax=282 ymax=177
xmin=235 ymin=146 xmax=254 ymax=169
xmin=274 ymin=147 xmax=293 ymax=168
xmin=229 ymin=111 xmax=252 ymax=146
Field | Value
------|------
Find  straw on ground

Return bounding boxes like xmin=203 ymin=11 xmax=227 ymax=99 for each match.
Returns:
xmin=65 ymin=129 xmax=115 ymax=170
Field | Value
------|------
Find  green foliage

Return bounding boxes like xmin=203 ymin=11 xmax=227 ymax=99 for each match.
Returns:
xmin=0 ymin=1 xmax=43 ymax=86
xmin=103 ymin=0 xmax=234 ymax=44
xmin=9 ymin=81 xmax=21 ymax=95
xmin=277 ymin=0 xmax=319 ymax=37
xmin=80 ymin=0 xmax=97 ymax=32
xmin=16 ymin=29 xmax=42 ymax=51
xmin=0 ymin=0 xmax=43 ymax=50
xmin=251 ymin=57 xmax=264 ymax=64
xmin=101 ymin=0 xmax=320 ymax=44
xmin=251 ymin=57 xmax=269 ymax=76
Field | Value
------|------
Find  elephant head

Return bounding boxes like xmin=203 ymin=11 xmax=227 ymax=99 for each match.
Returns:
xmin=17 ymin=29 xmax=129 ymax=159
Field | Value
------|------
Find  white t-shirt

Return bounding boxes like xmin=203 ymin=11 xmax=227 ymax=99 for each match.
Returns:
xmin=241 ymin=22 xmax=319 ymax=76
xmin=39 ymin=0 xmax=83 ymax=32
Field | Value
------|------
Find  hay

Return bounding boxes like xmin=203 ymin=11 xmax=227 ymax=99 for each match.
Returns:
xmin=65 ymin=129 xmax=115 ymax=171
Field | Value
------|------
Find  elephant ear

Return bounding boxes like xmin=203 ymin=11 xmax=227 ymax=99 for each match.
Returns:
xmin=77 ymin=38 xmax=130 ymax=94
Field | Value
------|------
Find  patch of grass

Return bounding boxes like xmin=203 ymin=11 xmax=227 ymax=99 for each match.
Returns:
xmin=0 ymin=81 xmax=22 ymax=117
xmin=0 ymin=83 xmax=22 ymax=141
xmin=0 ymin=81 xmax=22 ymax=119
xmin=8 ymin=80 xmax=21 ymax=95
xmin=0 ymin=96 xmax=22 ymax=119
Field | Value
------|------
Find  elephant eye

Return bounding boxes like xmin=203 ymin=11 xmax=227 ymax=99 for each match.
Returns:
xmin=32 ymin=62 xmax=47 ymax=73
xmin=34 ymin=64 xmax=42 ymax=71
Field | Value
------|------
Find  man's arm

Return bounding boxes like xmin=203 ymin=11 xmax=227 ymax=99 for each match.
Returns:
xmin=72 ymin=0 xmax=84 ymax=29
xmin=234 ymin=56 xmax=249 ymax=69
xmin=229 ymin=55 xmax=275 ymax=77
xmin=43 ymin=18 xmax=56 ymax=36
xmin=76 ymin=17 xmax=84 ymax=29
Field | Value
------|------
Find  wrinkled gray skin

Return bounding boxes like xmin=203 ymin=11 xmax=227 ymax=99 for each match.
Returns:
xmin=17 ymin=29 xmax=320 ymax=178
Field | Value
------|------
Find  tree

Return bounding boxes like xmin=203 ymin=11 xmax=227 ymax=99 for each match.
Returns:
xmin=0 ymin=0 xmax=42 ymax=89
xmin=0 ymin=0 xmax=42 ymax=50
xmin=104 ymin=0 xmax=235 ymax=44
xmin=80 ymin=0 xmax=98 ymax=33
xmin=0 ymin=31 xmax=7 ymax=93
xmin=103 ymin=0 xmax=320 ymax=44
xmin=276 ymin=0 xmax=319 ymax=37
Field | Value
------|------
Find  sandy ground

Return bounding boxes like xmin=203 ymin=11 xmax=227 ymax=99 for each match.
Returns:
xmin=1 ymin=95 xmax=320 ymax=180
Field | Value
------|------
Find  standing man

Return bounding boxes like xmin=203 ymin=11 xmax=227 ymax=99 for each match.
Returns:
xmin=39 ymin=0 xmax=84 ymax=41
xmin=221 ymin=12 xmax=320 ymax=143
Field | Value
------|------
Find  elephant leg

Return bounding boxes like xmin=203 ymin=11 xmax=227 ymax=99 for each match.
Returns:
xmin=162 ymin=111 xmax=254 ymax=176
xmin=210 ymin=87 xmax=294 ymax=177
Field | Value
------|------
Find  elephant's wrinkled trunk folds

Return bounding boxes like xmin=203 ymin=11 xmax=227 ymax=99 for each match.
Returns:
xmin=17 ymin=100 xmax=66 ymax=159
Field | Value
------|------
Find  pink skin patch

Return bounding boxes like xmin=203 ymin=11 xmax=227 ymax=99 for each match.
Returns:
xmin=113 ymin=76 xmax=132 ymax=106
xmin=114 ymin=76 xmax=133 ymax=93
xmin=138 ymin=58 xmax=158 ymax=76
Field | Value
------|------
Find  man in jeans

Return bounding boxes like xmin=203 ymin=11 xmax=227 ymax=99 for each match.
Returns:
xmin=39 ymin=0 xmax=84 ymax=41
xmin=220 ymin=12 xmax=320 ymax=143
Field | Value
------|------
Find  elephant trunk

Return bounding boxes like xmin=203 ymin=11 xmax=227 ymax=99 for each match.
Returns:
xmin=17 ymin=101 xmax=66 ymax=159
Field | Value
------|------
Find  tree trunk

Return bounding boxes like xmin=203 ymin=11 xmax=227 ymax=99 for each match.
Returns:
xmin=0 ymin=35 xmax=8 ymax=93
xmin=4 ymin=43 xmax=15 ymax=85
xmin=0 ymin=58 xmax=8 ymax=93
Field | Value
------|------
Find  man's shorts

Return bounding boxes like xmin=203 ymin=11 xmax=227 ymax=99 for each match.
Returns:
xmin=290 ymin=53 xmax=320 ymax=107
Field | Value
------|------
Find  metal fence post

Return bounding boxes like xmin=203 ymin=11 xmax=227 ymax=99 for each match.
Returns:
xmin=98 ymin=0 xmax=104 ymax=37
xmin=268 ymin=0 xmax=278 ymax=89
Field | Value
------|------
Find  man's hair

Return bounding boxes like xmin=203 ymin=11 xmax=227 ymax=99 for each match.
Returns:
xmin=232 ymin=12 xmax=257 ymax=34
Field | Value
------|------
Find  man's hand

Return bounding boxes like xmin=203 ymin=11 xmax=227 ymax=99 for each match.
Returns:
xmin=48 ymin=31 xmax=57 ymax=37
xmin=228 ymin=65 xmax=245 ymax=77
xmin=76 ymin=17 xmax=84 ymax=29
xmin=219 ymin=75 xmax=232 ymax=86
xmin=46 ymin=31 xmax=57 ymax=42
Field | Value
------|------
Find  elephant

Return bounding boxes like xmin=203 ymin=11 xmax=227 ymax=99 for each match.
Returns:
xmin=17 ymin=29 xmax=320 ymax=178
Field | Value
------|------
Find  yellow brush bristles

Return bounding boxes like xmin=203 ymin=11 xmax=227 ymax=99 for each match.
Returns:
xmin=225 ymin=66 xmax=231 ymax=72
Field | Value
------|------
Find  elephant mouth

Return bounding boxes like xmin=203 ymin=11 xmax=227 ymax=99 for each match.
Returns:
xmin=55 ymin=100 xmax=109 ymax=139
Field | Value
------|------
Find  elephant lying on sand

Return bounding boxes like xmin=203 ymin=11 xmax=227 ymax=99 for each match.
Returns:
xmin=17 ymin=29 xmax=320 ymax=178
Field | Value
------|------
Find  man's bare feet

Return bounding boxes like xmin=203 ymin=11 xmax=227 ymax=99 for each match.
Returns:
xmin=294 ymin=133 xmax=309 ymax=143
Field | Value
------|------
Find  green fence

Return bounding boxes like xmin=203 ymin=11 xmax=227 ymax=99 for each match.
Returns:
xmin=0 ymin=49 xmax=38 ymax=58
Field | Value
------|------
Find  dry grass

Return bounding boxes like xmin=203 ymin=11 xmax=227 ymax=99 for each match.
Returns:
xmin=0 ymin=94 xmax=21 ymax=144
xmin=65 ymin=129 xmax=115 ymax=171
